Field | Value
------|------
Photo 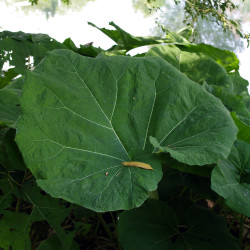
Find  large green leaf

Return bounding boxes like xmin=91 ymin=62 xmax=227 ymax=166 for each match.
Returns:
xmin=145 ymin=45 xmax=250 ymax=123
xmin=211 ymin=140 xmax=250 ymax=217
xmin=16 ymin=50 xmax=237 ymax=211
xmin=118 ymin=199 xmax=239 ymax=250
xmin=146 ymin=44 xmax=234 ymax=90
xmin=146 ymin=41 xmax=239 ymax=73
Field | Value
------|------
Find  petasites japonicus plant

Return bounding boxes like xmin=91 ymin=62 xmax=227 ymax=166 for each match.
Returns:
xmin=16 ymin=49 xmax=237 ymax=212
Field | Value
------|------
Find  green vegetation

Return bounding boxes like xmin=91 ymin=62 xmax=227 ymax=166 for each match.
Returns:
xmin=5 ymin=0 xmax=249 ymax=48
xmin=133 ymin=0 xmax=250 ymax=47
xmin=0 ymin=22 xmax=249 ymax=249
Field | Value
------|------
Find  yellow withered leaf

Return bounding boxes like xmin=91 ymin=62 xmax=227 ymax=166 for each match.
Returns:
xmin=122 ymin=161 xmax=153 ymax=170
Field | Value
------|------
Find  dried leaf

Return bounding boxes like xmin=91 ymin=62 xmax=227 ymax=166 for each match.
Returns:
xmin=122 ymin=161 xmax=153 ymax=170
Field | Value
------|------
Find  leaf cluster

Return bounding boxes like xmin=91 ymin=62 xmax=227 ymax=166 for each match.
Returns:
xmin=0 ymin=22 xmax=250 ymax=249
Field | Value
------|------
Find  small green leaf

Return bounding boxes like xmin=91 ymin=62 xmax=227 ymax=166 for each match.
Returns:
xmin=63 ymin=38 xmax=78 ymax=52
xmin=0 ymin=68 xmax=18 ymax=89
xmin=231 ymin=112 xmax=250 ymax=143
xmin=0 ymin=211 xmax=32 ymax=250
xmin=78 ymin=44 xmax=104 ymax=57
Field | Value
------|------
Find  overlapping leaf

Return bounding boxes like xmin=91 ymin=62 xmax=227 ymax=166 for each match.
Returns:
xmin=162 ymin=154 xmax=214 ymax=177
xmin=229 ymin=71 xmax=249 ymax=96
xmin=146 ymin=44 xmax=234 ymax=90
xmin=175 ymin=43 xmax=239 ymax=72
xmin=0 ymin=77 xmax=23 ymax=128
xmin=146 ymin=44 xmax=250 ymax=126
xmin=0 ymin=129 xmax=26 ymax=171
xmin=118 ymin=199 xmax=239 ymax=250
xmin=16 ymin=49 xmax=237 ymax=211
xmin=231 ymin=112 xmax=250 ymax=143
xmin=211 ymin=140 xmax=250 ymax=217
xmin=0 ymin=31 xmax=67 ymax=75
xmin=0 ymin=87 xmax=21 ymax=128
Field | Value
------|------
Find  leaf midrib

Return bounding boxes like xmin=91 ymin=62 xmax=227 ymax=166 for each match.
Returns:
xmin=62 ymin=54 xmax=131 ymax=161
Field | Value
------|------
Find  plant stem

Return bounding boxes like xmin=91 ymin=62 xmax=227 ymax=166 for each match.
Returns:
xmin=239 ymin=214 xmax=245 ymax=249
xmin=178 ymin=186 xmax=187 ymax=198
xmin=228 ymin=216 xmax=236 ymax=231
xmin=97 ymin=214 xmax=113 ymax=240
xmin=211 ymin=197 xmax=221 ymax=211
xmin=148 ymin=190 xmax=159 ymax=200
xmin=15 ymin=198 xmax=21 ymax=212
xmin=110 ymin=212 xmax=117 ymax=237
xmin=94 ymin=218 xmax=100 ymax=236
xmin=15 ymin=171 xmax=29 ymax=213
xmin=110 ymin=212 xmax=122 ymax=250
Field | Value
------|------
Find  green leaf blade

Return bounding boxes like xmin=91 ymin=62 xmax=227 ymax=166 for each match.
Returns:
xmin=16 ymin=50 xmax=163 ymax=212
xmin=16 ymin=50 xmax=237 ymax=211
